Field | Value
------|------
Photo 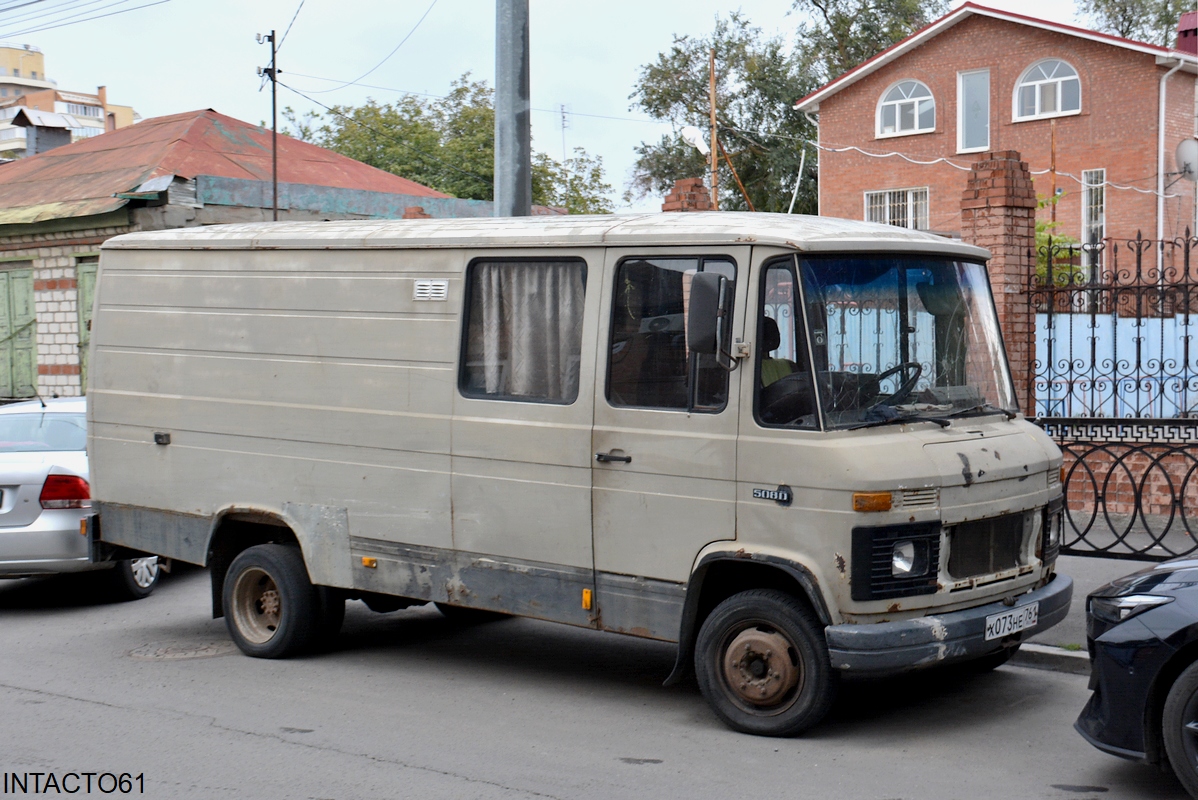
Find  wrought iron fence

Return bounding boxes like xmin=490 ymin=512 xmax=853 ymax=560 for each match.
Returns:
xmin=1031 ymin=233 xmax=1198 ymax=560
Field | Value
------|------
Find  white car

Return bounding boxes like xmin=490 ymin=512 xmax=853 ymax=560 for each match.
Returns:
xmin=0 ymin=397 xmax=159 ymax=599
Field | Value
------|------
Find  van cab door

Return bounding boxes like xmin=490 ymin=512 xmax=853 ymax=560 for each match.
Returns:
xmin=591 ymin=246 xmax=748 ymax=639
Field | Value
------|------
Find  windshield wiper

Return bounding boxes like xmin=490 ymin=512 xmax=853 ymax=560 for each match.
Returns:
xmin=845 ymin=414 xmax=951 ymax=430
xmin=945 ymin=403 xmax=1017 ymax=420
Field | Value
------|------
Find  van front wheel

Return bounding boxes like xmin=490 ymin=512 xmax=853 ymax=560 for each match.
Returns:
xmin=694 ymin=589 xmax=837 ymax=736
xmin=224 ymin=544 xmax=320 ymax=658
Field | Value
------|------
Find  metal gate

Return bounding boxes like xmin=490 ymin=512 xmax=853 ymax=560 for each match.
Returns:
xmin=1030 ymin=234 xmax=1198 ymax=560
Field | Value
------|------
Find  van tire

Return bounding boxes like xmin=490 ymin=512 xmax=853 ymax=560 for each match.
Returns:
xmin=435 ymin=602 xmax=510 ymax=624
xmin=223 ymin=544 xmax=320 ymax=658
xmin=694 ymin=589 xmax=837 ymax=737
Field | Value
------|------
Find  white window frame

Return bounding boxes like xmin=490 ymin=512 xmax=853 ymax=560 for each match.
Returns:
xmin=1081 ymin=168 xmax=1105 ymax=246
xmin=1012 ymin=59 xmax=1081 ymax=122
xmin=863 ymin=187 xmax=930 ymax=231
xmin=875 ymin=80 xmax=936 ymax=139
xmin=957 ymin=69 xmax=990 ymax=154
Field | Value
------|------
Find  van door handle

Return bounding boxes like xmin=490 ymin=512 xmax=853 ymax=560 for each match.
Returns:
xmin=595 ymin=451 xmax=632 ymax=464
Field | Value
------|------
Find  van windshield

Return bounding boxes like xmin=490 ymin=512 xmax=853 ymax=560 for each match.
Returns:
xmin=798 ymin=255 xmax=1015 ymax=429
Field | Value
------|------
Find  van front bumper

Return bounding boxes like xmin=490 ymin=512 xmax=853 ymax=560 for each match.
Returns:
xmin=825 ymin=573 xmax=1073 ymax=674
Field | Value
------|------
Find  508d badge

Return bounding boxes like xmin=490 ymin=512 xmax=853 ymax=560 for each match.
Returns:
xmin=752 ymin=485 xmax=793 ymax=507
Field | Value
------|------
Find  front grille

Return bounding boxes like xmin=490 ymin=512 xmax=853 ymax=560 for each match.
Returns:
xmin=947 ymin=513 xmax=1026 ymax=579
xmin=851 ymin=522 xmax=941 ymax=601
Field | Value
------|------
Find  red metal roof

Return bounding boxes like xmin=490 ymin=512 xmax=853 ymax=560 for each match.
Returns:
xmin=0 ymin=108 xmax=448 ymax=225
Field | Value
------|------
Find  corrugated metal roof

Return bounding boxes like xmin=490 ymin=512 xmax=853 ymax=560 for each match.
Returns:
xmin=0 ymin=108 xmax=449 ymax=226
xmin=102 ymin=211 xmax=992 ymax=261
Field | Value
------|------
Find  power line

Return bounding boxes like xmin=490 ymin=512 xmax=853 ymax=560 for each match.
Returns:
xmin=277 ymin=79 xmax=492 ymax=189
xmin=306 ymin=0 xmax=438 ymax=94
xmin=285 ymin=70 xmax=668 ymax=125
xmin=275 ymin=0 xmax=304 ymax=53
xmin=0 ymin=0 xmax=98 ymax=26
xmin=0 ymin=0 xmax=169 ymax=37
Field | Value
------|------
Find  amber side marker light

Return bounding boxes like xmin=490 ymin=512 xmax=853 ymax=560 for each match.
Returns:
xmin=1061 ymin=466 xmax=1067 ymax=485
xmin=852 ymin=492 xmax=893 ymax=512
xmin=582 ymin=588 xmax=593 ymax=611
xmin=361 ymin=557 xmax=378 ymax=569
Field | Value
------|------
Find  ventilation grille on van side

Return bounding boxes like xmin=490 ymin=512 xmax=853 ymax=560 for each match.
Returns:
xmin=413 ymin=279 xmax=449 ymax=301
xmin=895 ymin=488 xmax=938 ymax=510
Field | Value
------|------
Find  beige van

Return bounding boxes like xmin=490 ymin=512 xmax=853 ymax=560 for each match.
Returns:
xmin=86 ymin=212 xmax=1071 ymax=736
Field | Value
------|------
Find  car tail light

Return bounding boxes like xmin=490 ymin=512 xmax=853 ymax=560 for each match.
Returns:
xmin=39 ymin=474 xmax=91 ymax=509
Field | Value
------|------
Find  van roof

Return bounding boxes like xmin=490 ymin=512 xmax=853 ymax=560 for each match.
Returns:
xmin=103 ymin=212 xmax=990 ymax=261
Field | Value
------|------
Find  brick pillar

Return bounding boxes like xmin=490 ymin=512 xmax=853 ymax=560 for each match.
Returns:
xmin=960 ymin=150 xmax=1037 ymax=413
xmin=403 ymin=206 xmax=433 ymax=219
xmin=662 ymin=178 xmax=713 ymax=212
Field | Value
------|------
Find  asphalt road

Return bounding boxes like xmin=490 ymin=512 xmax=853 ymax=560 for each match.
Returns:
xmin=0 ymin=567 xmax=1187 ymax=800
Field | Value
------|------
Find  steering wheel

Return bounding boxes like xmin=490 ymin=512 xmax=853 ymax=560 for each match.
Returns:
xmin=760 ymin=372 xmax=815 ymax=425
xmin=866 ymin=361 xmax=923 ymax=409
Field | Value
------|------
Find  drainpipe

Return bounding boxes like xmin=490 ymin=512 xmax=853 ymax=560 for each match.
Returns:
xmin=805 ymin=111 xmax=819 ymax=215
xmin=1159 ymin=58 xmax=1185 ymax=269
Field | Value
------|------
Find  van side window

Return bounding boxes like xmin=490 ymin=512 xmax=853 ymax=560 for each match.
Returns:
xmin=607 ymin=256 xmax=735 ymax=412
xmin=757 ymin=260 xmax=817 ymax=429
xmin=460 ymin=259 xmax=587 ymax=404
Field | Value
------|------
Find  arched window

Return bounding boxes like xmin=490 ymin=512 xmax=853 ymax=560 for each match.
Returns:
xmin=1014 ymin=59 xmax=1080 ymax=120
xmin=877 ymin=80 xmax=935 ymax=137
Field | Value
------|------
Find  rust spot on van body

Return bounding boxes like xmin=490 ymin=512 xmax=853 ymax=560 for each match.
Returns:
xmin=834 ymin=553 xmax=846 ymax=574
xmin=887 ymin=602 xmax=902 ymax=613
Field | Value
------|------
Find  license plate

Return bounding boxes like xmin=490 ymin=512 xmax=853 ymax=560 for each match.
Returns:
xmin=985 ymin=602 xmax=1039 ymax=641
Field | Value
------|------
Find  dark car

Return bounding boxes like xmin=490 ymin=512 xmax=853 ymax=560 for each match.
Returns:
xmin=1076 ymin=558 xmax=1198 ymax=796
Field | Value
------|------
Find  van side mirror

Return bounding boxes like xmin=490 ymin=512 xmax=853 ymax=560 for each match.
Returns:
xmin=688 ymin=272 xmax=725 ymax=356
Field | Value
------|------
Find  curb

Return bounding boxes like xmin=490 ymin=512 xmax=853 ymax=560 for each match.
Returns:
xmin=1011 ymin=642 xmax=1091 ymax=675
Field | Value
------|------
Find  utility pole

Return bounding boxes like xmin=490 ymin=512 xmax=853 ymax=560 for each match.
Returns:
xmin=1049 ymin=118 xmax=1057 ymax=226
xmin=708 ymin=47 xmax=718 ymax=210
xmin=495 ymin=0 xmax=531 ymax=217
xmin=257 ymin=30 xmax=279 ymax=221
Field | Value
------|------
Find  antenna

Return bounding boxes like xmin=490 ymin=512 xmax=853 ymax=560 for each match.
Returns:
xmin=1176 ymin=138 xmax=1198 ymax=182
xmin=680 ymin=125 xmax=709 ymax=156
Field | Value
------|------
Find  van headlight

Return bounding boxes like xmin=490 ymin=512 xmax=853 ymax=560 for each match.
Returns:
xmin=892 ymin=540 xmax=929 ymax=577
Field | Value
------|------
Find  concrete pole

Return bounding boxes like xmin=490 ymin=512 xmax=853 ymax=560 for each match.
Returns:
xmin=495 ymin=0 xmax=531 ymax=217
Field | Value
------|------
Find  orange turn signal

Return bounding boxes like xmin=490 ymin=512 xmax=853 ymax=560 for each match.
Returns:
xmin=1060 ymin=466 xmax=1067 ymax=485
xmin=582 ymin=588 xmax=593 ymax=611
xmin=852 ymin=492 xmax=893 ymax=513
xmin=361 ymin=556 xmax=378 ymax=569
xmin=79 ymin=519 xmax=88 ymax=536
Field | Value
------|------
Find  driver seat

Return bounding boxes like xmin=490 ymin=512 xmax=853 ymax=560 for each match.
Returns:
xmin=760 ymin=316 xmax=798 ymax=387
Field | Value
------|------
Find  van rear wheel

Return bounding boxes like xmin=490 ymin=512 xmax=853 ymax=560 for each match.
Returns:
xmin=224 ymin=544 xmax=320 ymax=658
xmin=694 ymin=589 xmax=837 ymax=737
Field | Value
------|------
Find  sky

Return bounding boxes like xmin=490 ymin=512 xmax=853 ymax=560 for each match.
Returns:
xmin=1 ymin=0 xmax=1084 ymax=211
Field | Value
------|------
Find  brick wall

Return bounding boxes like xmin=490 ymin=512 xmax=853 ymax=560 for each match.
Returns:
xmin=0 ymin=224 xmax=133 ymax=397
xmin=817 ymin=14 xmax=1197 ymax=240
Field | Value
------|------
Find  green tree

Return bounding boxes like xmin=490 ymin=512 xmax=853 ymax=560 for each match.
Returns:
xmin=793 ymin=0 xmax=949 ymax=81
xmin=628 ymin=14 xmax=818 ymax=213
xmin=298 ymin=75 xmax=612 ymax=213
xmin=1077 ymin=0 xmax=1189 ymax=45
xmin=1035 ymin=193 xmax=1085 ymax=284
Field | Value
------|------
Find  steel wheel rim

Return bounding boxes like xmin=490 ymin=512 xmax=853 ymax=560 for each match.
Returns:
xmin=130 ymin=557 xmax=159 ymax=589
xmin=230 ymin=567 xmax=282 ymax=644
xmin=717 ymin=620 xmax=803 ymax=716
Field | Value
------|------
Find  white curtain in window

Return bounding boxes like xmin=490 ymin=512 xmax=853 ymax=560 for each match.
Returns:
xmin=474 ymin=261 xmax=584 ymax=402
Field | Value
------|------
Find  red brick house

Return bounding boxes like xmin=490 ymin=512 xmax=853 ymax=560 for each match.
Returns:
xmin=795 ymin=3 xmax=1198 ymax=245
